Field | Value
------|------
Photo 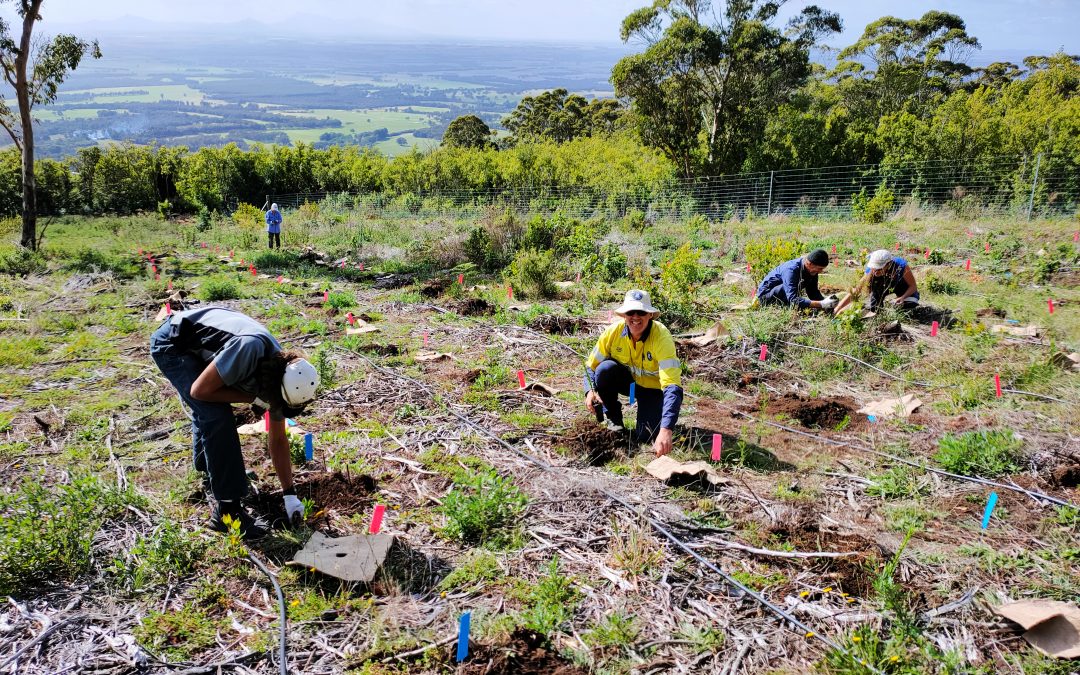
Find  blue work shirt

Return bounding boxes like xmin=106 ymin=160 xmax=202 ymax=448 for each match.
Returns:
xmin=265 ymin=209 xmax=282 ymax=233
xmin=756 ymin=257 xmax=823 ymax=309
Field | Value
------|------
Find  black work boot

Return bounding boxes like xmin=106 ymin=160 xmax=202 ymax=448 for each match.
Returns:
xmin=209 ymin=501 xmax=268 ymax=541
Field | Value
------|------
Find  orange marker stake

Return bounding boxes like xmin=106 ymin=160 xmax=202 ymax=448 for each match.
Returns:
xmin=711 ymin=434 xmax=722 ymax=461
xmin=369 ymin=504 xmax=386 ymax=534
xmin=994 ymin=373 xmax=1002 ymax=398
xmin=517 ymin=370 xmax=526 ymax=388
xmin=930 ymin=320 xmax=938 ymax=337
xmin=894 ymin=242 xmax=900 ymax=251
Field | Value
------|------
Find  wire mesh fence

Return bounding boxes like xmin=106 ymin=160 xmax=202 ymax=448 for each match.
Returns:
xmin=266 ymin=153 xmax=1079 ymax=222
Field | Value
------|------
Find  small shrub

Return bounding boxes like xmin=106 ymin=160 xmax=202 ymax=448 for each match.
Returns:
xmin=924 ymin=271 xmax=959 ymax=295
xmin=111 ymin=519 xmax=207 ymax=592
xmin=135 ymin=603 xmax=222 ymax=662
xmin=325 ymin=290 xmax=355 ymax=310
xmin=64 ymin=249 xmax=135 ymax=277
xmin=935 ymin=430 xmax=1023 ymax=477
xmin=744 ymin=236 xmax=803 ymax=284
xmin=622 ymin=208 xmax=647 ymax=232
xmin=851 ymin=182 xmax=896 ymax=224
xmin=594 ymin=242 xmax=627 ymax=282
xmin=507 ymin=248 xmax=560 ymax=300
xmin=639 ymin=243 xmax=707 ymax=328
xmin=517 ymin=557 xmax=580 ymax=634
xmin=439 ymin=472 xmax=527 ymax=548
xmin=156 ymin=200 xmax=172 ymax=220
xmin=199 ymin=276 xmax=242 ymax=302
xmin=231 ymin=202 xmax=264 ymax=228
xmin=866 ymin=466 xmax=927 ymax=500
xmin=311 ymin=344 xmax=336 ymax=392
xmin=0 ymin=246 xmax=47 ymax=276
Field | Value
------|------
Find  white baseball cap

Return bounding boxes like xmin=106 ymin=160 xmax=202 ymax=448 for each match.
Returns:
xmin=614 ymin=289 xmax=659 ymax=317
xmin=867 ymin=249 xmax=893 ymax=270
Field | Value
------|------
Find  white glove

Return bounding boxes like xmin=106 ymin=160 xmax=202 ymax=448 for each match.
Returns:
xmin=284 ymin=494 xmax=304 ymax=525
xmin=819 ymin=296 xmax=837 ymax=310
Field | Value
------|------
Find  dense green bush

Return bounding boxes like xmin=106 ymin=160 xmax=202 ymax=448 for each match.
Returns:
xmin=0 ymin=246 xmax=48 ymax=276
xmin=851 ymin=183 xmax=896 ymax=223
xmin=744 ymin=236 xmax=803 ymax=284
xmin=440 ymin=472 xmax=527 ymax=548
xmin=199 ymin=276 xmax=242 ymax=302
xmin=935 ymin=430 xmax=1024 ymax=477
xmin=63 ymin=248 xmax=136 ymax=277
xmin=507 ymin=248 xmax=560 ymax=299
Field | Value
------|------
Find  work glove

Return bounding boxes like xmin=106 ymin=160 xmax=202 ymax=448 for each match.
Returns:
xmin=284 ymin=494 xmax=305 ymax=526
xmin=819 ymin=296 xmax=838 ymax=310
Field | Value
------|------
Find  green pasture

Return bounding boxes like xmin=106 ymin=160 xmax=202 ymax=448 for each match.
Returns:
xmin=59 ymin=84 xmax=216 ymax=104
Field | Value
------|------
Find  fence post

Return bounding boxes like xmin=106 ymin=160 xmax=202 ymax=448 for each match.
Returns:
xmin=1027 ymin=153 xmax=1042 ymax=219
xmin=766 ymin=171 xmax=774 ymax=217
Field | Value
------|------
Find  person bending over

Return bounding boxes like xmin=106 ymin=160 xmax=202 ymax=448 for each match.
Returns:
xmin=150 ymin=307 xmax=319 ymax=539
xmin=584 ymin=290 xmax=683 ymax=457
xmin=755 ymin=249 xmax=836 ymax=310
xmin=834 ymin=249 xmax=919 ymax=314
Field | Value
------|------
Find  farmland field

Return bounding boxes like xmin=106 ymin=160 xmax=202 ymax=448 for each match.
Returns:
xmin=0 ymin=205 xmax=1076 ymax=674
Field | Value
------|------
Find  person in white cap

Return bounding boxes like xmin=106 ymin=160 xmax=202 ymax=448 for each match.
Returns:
xmin=266 ymin=203 xmax=282 ymax=249
xmin=150 ymin=307 xmax=320 ymax=539
xmin=833 ymin=249 xmax=920 ymax=314
xmin=585 ymin=289 xmax=683 ymax=456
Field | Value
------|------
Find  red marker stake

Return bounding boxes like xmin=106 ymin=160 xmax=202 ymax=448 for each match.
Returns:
xmin=746 ymin=262 xmax=751 ymax=273
xmin=340 ymin=260 xmax=346 ymax=269
xmin=457 ymin=273 xmax=464 ymax=285
xmin=1048 ymin=298 xmax=1055 ymax=314
xmin=711 ymin=434 xmax=722 ymax=461
xmin=369 ymin=504 xmax=386 ymax=534
xmin=895 ymin=242 xmax=900 ymax=251
xmin=507 ymin=285 xmax=513 ymax=300
xmin=264 ymin=411 xmax=270 ymax=432
xmin=251 ymin=267 xmax=257 ymax=277
xmin=930 ymin=320 xmax=938 ymax=337
xmin=323 ymin=290 xmax=329 ymax=302
xmin=924 ymin=248 xmax=930 ymax=260
xmin=517 ymin=370 xmax=526 ymax=389
xmin=165 ymin=302 xmax=172 ymax=316
xmin=994 ymin=373 xmax=1002 ymax=398
xmin=831 ymin=244 xmax=837 ymax=254
xmin=759 ymin=344 xmax=768 ymax=361
xmin=965 ymin=259 xmax=971 ymax=271
xmin=1074 ymin=231 xmax=1079 ymax=242
xmin=346 ymin=312 xmax=356 ymax=326
xmin=151 ymin=265 xmax=157 ymax=274
xmin=985 ymin=242 xmax=991 ymax=253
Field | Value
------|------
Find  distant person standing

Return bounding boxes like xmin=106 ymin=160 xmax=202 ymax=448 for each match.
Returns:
xmin=265 ymin=203 xmax=282 ymax=249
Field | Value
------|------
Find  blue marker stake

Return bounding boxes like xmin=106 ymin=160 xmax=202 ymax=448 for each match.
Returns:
xmin=981 ymin=492 xmax=998 ymax=529
xmin=456 ymin=612 xmax=471 ymax=663
xmin=867 ymin=415 xmax=877 ymax=423
xmin=286 ymin=418 xmax=296 ymax=427
xmin=303 ymin=433 xmax=314 ymax=462
xmin=628 ymin=382 xmax=636 ymax=406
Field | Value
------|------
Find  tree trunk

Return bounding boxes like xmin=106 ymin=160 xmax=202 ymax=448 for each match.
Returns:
xmin=17 ymin=1 xmax=42 ymax=251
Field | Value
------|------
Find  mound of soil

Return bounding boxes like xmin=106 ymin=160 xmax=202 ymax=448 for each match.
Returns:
xmin=420 ymin=277 xmax=451 ymax=298
xmin=530 ymin=315 xmax=588 ymax=335
xmin=1051 ymin=464 xmax=1080 ymax=488
xmin=457 ymin=628 xmax=587 ymax=675
xmin=300 ymin=472 xmax=377 ymax=512
xmin=767 ymin=394 xmax=858 ymax=430
xmin=454 ymin=298 xmax=493 ymax=316
xmin=353 ymin=343 xmax=400 ymax=356
xmin=561 ymin=417 xmax=628 ymax=466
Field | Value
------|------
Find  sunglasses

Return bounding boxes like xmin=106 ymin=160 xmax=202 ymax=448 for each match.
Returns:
xmin=624 ymin=310 xmax=648 ymax=317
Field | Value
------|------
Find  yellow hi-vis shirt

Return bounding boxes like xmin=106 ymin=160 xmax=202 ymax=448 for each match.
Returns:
xmin=586 ymin=320 xmax=681 ymax=391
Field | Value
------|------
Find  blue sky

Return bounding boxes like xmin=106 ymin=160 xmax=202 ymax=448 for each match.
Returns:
xmin=16 ymin=0 xmax=1080 ymax=54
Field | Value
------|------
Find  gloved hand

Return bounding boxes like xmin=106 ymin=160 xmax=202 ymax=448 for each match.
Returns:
xmin=819 ymin=296 xmax=838 ymax=310
xmin=284 ymin=494 xmax=304 ymax=525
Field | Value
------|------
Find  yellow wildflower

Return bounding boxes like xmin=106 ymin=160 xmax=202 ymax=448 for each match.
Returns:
xmin=805 ymin=632 xmax=815 ymax=638
xmin=799 ymin=590 xmax=810 ymax=598
xmin=851 ymin=636 xmax=861 ymax=643
xmin=822 ymin=586 xmax=833 ymax=593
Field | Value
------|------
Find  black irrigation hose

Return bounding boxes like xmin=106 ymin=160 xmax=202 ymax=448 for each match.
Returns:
xmin=342 ymin=346 xmax=878 ymax=673
xmin=247 ymin=549 xmax=289 ymax=675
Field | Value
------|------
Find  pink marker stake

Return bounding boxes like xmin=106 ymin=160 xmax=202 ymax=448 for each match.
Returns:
xmin=251 ymin=267 xmax=257 ymax=277
xmin=759 ymin=344 xmax=768 ymax=361
xmin=277 ymin=275 xmax=284 ymax=283
xmin=165 ymin=302 xmax=172 ymax=316
xmin=985 ymin=242 xmax=991 ymax=253
xmin=423 ymin=331 xmax=429 ymax=347
xmin=154 ymin=273 xmax=160 ymax=281
xmin=369 ymin=504 xmax=386 ymax=534
xmin=831 ymin=244 xmax=837 ymax=254
xmin=323 ymin=290 xmax=329 ymax=302
xmin=1074 ymin=231 xmax=1079 ymax=242
xmin=229 ymin=250 xmax=234 ymax=258
xmin=264 ymin=410 xmax=270 ymax=432
xmin=340 ymin=260 xmax=346 ymax=269
xmin=965 ymin=259 xmax=971 ymax=271
xmin=994 ymin=373 xmax=1002 ymax=398
xmin=711 ymin=434 xmax=722 ymax=461
xmin=507 ymin=285 xmax=513 ymax=300
xmin=359 ymin=262 xmax=364 ymax=271
xmin=924 ymin=248 xmax=930 ymax=260
xmin=930 ymin=320 xmax=938 ymax=337
xmin=1048 ymin=298 xmax=1055 ymax=314
xmin=346 ymin=312 xmax=356 ymax=326
xmin=517 ymin=370 xmax=527 ymax=389
xmin=746 ymin=262 xmax=751 ymax=273
xmin=894 ymin=242 xmax=900 ymax=251
xmin=457 ymin=273 xmax=464 ymax=285
xmin=151 ymin=265 xmax=157 ymax=274
xmin=575 ymin=271 xmax=581 ymax=283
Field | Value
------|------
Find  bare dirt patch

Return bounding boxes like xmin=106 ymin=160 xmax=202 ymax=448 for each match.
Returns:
xmin=420 ymin=277 xmax=451 ymax=298
xmin=766 ymin=394 xmax=861 ymax=430
xmin=1051 ymin=464 xmax=1080 ymax=488
xmin=561 ymin=417 xmax=629 ymax=466
xmin=456 ymin=628 xmax=588 ymax=675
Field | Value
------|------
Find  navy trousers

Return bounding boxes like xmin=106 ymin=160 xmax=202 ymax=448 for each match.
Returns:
xmin=594 ymin=360 xmax=662 ymax=442
xmin=150 ymin=320 xmax=250 ymax=501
